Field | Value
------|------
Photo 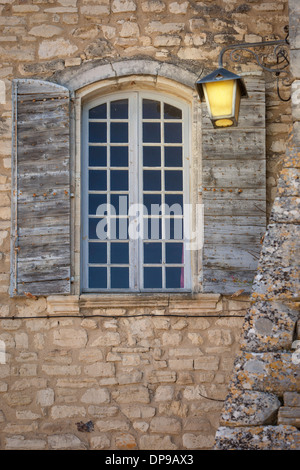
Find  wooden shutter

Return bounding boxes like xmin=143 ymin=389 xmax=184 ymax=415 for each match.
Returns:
xmin=10 ymin=79 xmax=71 ymax=296
xmin=201 ymin=76 xmax=266 ymax=294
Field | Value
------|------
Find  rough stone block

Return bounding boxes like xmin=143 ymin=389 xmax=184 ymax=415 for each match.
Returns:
xmin=215 ymin=425 xmax=300 ymax=450
xmin=139 ymin=435 xmax=177 ymax=450
xmin=230 ymin=352 xmax=300 ymax=395
xmin=240 ymin=301 xmax=299 ymax=352
xmin=150 ymin=417 xmax=181 ymax=434
xmin=278 ymin=406 xmax=300 ymax=427
xmin=220 ymin=390 xmax=281 ymax=426
xmin=48 ymin=434 xmax=86 ymax=450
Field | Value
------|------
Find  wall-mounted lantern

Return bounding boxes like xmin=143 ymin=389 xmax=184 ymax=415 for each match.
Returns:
xmin=196 ymin=26 xmax=290 ymax=128
xmin=196 ymin=67 xmax=247 ymax=128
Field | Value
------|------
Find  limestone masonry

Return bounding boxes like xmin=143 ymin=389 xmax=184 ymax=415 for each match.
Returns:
xmin=0 ymin=0 xmax=299 ymax=450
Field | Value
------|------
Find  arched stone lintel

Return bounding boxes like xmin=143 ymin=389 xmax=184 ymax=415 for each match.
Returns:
xmin=55 ymin=59 xmax=198 ymax=99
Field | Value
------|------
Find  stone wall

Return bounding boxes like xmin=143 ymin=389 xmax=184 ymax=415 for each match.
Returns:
xmin=0 ymin=295 xmax=247 ymax=450
xmin=214 ymin=0 xmax=300 ymax=450
xmin=0 ymin=0 xmax=297 ymax=451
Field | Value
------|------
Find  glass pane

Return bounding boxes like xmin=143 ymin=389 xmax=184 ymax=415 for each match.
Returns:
xmin=111 ymin=267 xmax=129 ymax=288
xmin=143 ymin=99 xmax=160 ymax=119
xmin=144 ymin=267 xmax=162 ymax=288
xmin=110 ymin=99 xmax=128 ymax=119
xmin=165 ymin=194 xmax=183 ymax=213
xmin=111 ymin=242 xmax=129 ymax=264
xmin=165 ymin=170 xmax=183 ymax=191
xmin=110 ymin=170 xmax=128 ymax=191
xmin=116 ymin=218 xmax=129 ymax=240
xmin=89 ymin=267 xmax=107 ymax=288
xmin=143 ymin=123 xmax=160 ymax=143
xmin=89 ymin=146 xmax=107 ymax=167
xmin=164 ymin=123 xmax=182 ymax=143
xmin=164 ymin=147 xmax=182 ymax=167
xmin=144 ymin=217 xmax=162 ymax=240
xmin=111 ymin=122 xmax=128 ymax=143
xmin=164 ymin=103 xmax=182 ymax=120
xmin=166 ymin=242 xmax=183 ymax=264
xmin=89 ymin=194 xmax=107 ymax=215
xmin=143 ymin=194 xmax=161 ymax=214
xmin=89 ymin=218 xmax=114 ymax=240
xmin=89 ymin=122 xmax=107 ymax=143
xmin=89 ymin=242 xmax=107 ymax=264
xmin=144 ymin=242 xmax=162 ymax=264
xmin=111 ymin=194 xmax=128 ymax=216
xmin=166 ymin=267 xmax=183 ymax=288
xmin=165 ymin=218 xmax=183 ymax=240
xmin=89 ymin=170 xmax=107 ymax=191
xmin=89 ymin=103 xmax=107 ymax=119
xmin=143 ymin=146 xmax=161 ymax=167
xmin=110 ymin=146 xmax=128 ymax=167
xmin=143 ymin=170 xmax=161 ymax=191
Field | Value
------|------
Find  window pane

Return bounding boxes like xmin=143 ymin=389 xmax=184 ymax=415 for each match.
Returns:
xmin=165 ymin=170 xmax=183 ymax=191
xmin=111 ymin=242 xmax=129 ymax=264
xmin=89 ymin=146 xmax=107 ymax=167
xmin=164 ymin=103 xmax=182 ymax=120
xmin=144 ymin=242 xmax=162 ymax=264
xmin=89 ymin=267 xmax=107 ymax=288
xmin=111 ymin=99 xmax=128 ymax=119
xmin=164 ymin=123 xmax=182 ymax=143
xmin=144 ymin=217 xmax=162 ymax=240
xmin=143 ymin=146 xmax=161 ymax=167
xmin=111 ymin=267 xmax=129 ymax=288
xmin=144 ymin=267 xmax=162 ymax=288
xmin=143 ymin=170 xmax=161 ymax=191
xmin=166 ymin=267 xmax=183 ymax=288
xmin=89 ymin=122 xmax=107 ymax=143
xmin=89 ymin=218 xmax=112 ymax=240
xmin=164 ymin=147 xmax=182 ymax=167
xmin=89 ymin=242 xmax=107 ymax=264
xmin=143 ymin=194 xmax=161 ymax=214
xmin=111 ymin=122 xmax=128 ymax=143
xmin=165 ymin=194 xmax=183 ymax=212
xmin=89 ymin=103 xmax=107 ymax=119
xmin=116 ymin=218 xmax=129 ymax=240
xmin=110 ymin=194 xmax=128 ymax=215
xmin=111 ymin=146 xmax=128 ymax=167
xmin=89 ymin=170 xmax=107 ymax=190
xmin=143 ymin=99 xmax=160 ymax=119
xmin=143 ymin=123 xmax=160 ymax=143
xmin=166 ymin=242 xmax=183 ymax=264
xmin=89 ymin=194 xmax=107 ymax=215
xmin=165 ymin=218 xmax=183 ymax=240
xmin=110 ymin=170 xmax=128 ymax=191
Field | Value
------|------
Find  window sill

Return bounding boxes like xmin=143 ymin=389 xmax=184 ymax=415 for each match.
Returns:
xmin=47 ymin=292 xmax=224 ymax=316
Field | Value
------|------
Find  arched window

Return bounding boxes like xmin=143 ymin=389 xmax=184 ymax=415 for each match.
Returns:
xmin=81 ymin=91 xmax=191 ymax=292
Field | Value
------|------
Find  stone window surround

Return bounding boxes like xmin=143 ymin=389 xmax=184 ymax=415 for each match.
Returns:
xmin=63 ymin=59 xmax=203 ymax=301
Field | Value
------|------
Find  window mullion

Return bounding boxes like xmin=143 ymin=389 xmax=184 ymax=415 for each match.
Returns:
xmin=129 ymin=92 xmax=139 ymax=291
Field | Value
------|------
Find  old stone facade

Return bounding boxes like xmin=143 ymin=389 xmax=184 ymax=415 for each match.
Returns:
xmin=0 ymin=0 xmax=299 ymax=451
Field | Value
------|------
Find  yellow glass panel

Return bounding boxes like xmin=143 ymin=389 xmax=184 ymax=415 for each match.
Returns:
xmin=234 ymin=82 xmax=241 ymax=122
xmin=215 ymin=119 xmax=234 ymax=127
xmin=205 ymin=80 xmax=235 ymax=118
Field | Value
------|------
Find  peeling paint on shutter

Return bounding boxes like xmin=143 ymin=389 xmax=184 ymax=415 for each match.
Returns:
xmin=10 ymin=79 xmax=71 ymax=297
xmin=201 ymin=76 xmax=266 ymax=294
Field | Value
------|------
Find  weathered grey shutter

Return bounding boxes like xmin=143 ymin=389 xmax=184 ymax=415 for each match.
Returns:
xmin=201 ymin=76 xmax=266 ymax=294
xmin=10 ymin=79 xmax=71 ymax=296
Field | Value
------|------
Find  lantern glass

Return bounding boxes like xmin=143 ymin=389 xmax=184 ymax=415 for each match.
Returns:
xmin=196 ymin=67 xmax=246 ymax=128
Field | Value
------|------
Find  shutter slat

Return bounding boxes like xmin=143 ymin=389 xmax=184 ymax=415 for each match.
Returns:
xmin=10 ymin=79 xmax=71 ymax=297
xmin=202 ymin=76 xmax=266 ymax=294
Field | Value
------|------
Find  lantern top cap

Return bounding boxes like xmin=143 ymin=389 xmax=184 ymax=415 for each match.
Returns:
xmin=196 ymin=67 xmax=247 ymax=100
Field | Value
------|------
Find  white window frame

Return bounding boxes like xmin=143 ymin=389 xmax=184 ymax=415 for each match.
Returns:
xmin=81 ymin=90 xmax=192 ymax=293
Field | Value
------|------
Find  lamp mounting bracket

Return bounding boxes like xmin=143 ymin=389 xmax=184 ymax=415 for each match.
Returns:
xmin=218 ymin=26 xmax=290 ymax=101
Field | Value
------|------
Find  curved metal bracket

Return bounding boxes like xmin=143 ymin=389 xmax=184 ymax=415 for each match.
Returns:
xmin=218 ymin=27 xmax=291 ymax=101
